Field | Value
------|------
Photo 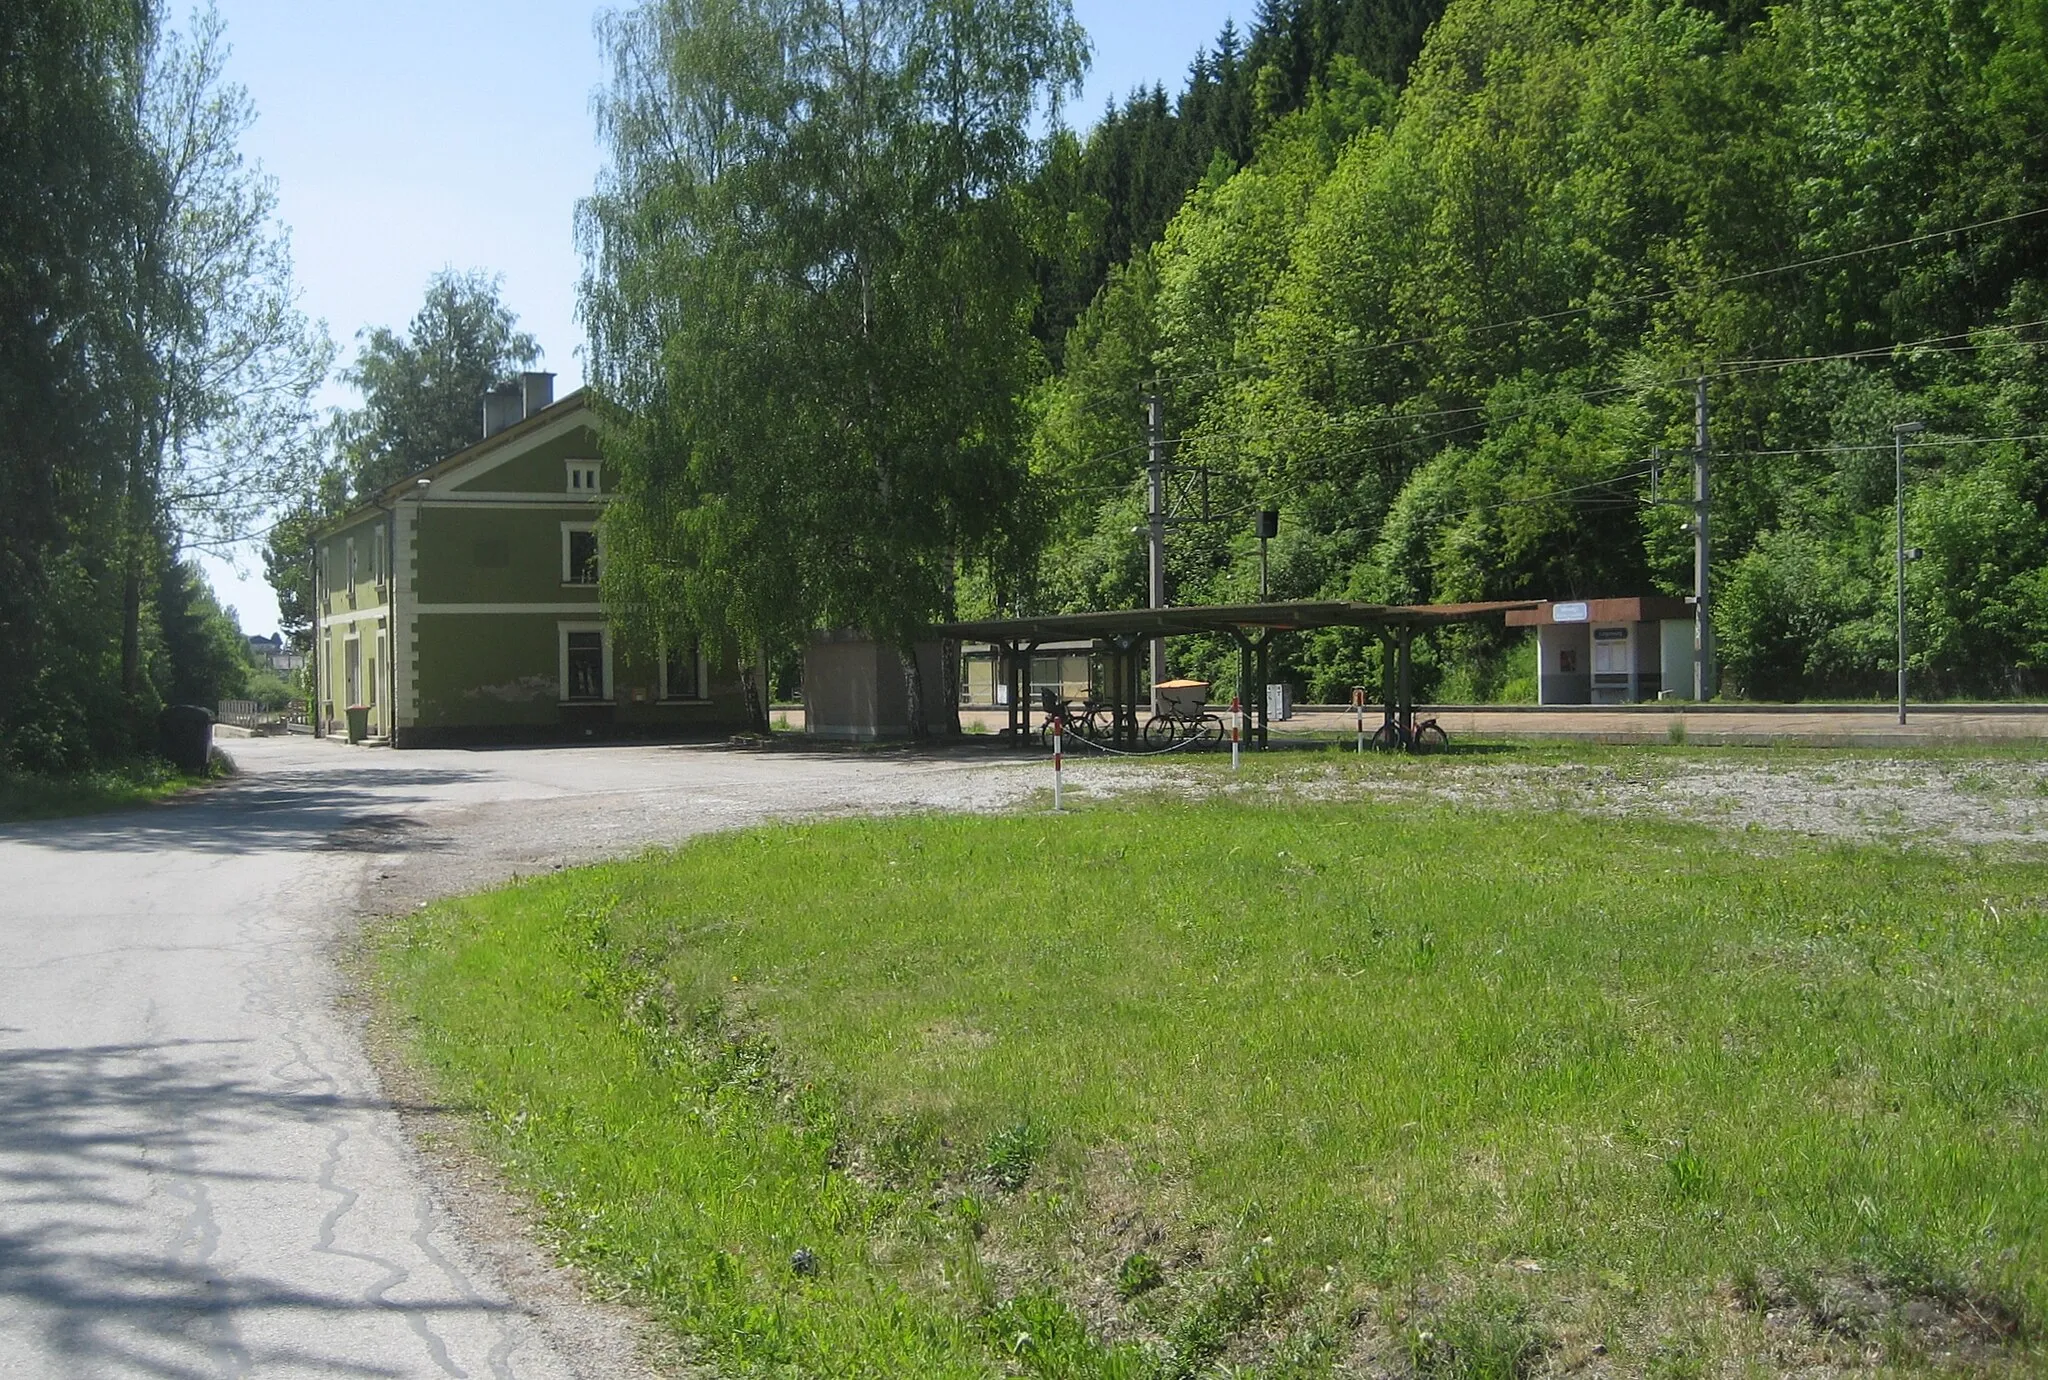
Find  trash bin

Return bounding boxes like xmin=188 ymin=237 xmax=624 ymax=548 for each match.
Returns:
xmin=157 ymin=704 xmax=215 ymax=774
xmin=345 ymin=704 xmax=371 ymax=744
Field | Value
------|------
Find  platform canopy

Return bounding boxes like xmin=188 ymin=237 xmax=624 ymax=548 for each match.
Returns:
xmin=934 ymin=599 xmax=1537 ymax=748
xmin=936 ymin=598 xmax=1537 ymax=644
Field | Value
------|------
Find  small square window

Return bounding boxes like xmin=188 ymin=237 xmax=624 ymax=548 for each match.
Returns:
xmin=567 ymin=462 xmax=601 ymax=494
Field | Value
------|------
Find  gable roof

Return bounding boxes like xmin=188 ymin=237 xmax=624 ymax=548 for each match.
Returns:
xmin=316 ymin=387 xmax=594 ymax=536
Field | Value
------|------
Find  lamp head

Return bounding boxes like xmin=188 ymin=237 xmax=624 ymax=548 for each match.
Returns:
xmin=1894 ymin=421 xmax=1927 ymax=437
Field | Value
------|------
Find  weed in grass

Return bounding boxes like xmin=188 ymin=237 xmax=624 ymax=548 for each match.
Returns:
xmin=1116 ymin=1250 xmax=1166 ymax=1300
xmin=1160 ymin=1244 xmax=1279 ymax=1378
xmin=1664 ymin=1140 xmax=1709 ymax=1203
xmin=985 ymin=1120 xmax=1049 ymax=1191
xmin=1646 ymin=1334 xmax=1707 ymax=1380
xmin=1406 ymin=1290 xmax=1547 ymax=1380
xmin=1667 ymin=718 xmax=1687 ymax=746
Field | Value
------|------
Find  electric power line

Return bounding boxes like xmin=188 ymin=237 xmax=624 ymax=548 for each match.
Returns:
xmin=1145 ymin=204 xmax=2048 ymax=390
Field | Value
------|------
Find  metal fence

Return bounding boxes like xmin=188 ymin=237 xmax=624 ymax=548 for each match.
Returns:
xmin=217 ymin=699 xmax=297 ymax=732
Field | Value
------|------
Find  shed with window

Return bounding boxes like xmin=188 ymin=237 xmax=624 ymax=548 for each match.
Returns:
xmin=1506 ymin=597 xmax=1697 ymax=704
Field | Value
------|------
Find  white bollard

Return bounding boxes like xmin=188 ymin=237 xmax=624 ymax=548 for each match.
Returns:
xmin=1230 ymin=695 xmax=1242 ymax=771
xmin=1353 ymin=686 xmax=1365 ymax=753
xmin=1052 ymin=717 xmax=1064 ymax=811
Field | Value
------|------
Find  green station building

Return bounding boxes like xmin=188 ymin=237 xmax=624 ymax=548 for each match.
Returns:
xmin=312 ymin=375 xmax=754 ymax=745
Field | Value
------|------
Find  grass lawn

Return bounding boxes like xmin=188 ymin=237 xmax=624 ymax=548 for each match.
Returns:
xmin=0 ymin=758 xmax=197 ymax=822
xmin=375 ymin=774 xmax=2047 ymax=1377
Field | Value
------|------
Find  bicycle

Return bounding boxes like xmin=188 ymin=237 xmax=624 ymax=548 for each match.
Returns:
xmin=1141 ymin=706 xmax=1225 ymax=748
xmin=1368 ymin=714 xmax=1450 ymax=753
xmin=1141 ymin=679 xmax=1224 ymax=749
xmin=1039 ymin=689 xmax=1111 ymax=748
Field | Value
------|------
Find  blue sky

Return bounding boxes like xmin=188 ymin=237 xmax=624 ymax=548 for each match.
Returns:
xmin=203 ymin=0 xmax=1247 ymax=634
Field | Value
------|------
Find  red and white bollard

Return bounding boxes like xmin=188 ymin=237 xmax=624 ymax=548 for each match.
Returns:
xmin=1229 ymin=695 xmax=1243 ymax=771
xmin=1352 ymin=685 xmax=1366 ymax=753
xmin=1051 ymin=715 xmax=1065 ymax=811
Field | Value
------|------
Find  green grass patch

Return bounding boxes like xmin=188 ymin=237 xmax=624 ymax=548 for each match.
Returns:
xmin=375 ymin=787 xmax=2048 ymax=1375
xmin=0 ymin=757 xmax=197 ymax=821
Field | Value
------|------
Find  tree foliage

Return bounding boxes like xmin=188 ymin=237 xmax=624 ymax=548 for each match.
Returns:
xmin=333 ymin=269 xmax=540 ymax=499
xmin=1028 ymin=0 xmax=2048 ymax=701
xmin=0 ymin=0 xmax=327 ymax=771
xmin=581 ymin=0 xmax=1087 ymax=712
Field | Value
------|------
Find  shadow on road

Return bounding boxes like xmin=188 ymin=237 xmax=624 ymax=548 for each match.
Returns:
xmin=0 ymin=1037 xmax=498 ymax=1377
xmin=0 ymin=767 xmax=485 ymax=856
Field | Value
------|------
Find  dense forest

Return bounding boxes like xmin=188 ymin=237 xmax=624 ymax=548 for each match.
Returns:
xmin=1012 ymin=0 xmax=2048 ymax=702
xmin=2 ymin=0 xmax=327 ymax=773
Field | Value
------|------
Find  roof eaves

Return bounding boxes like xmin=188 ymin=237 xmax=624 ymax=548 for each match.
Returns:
xmin=314 ymin=387 xmax=591 ymax=538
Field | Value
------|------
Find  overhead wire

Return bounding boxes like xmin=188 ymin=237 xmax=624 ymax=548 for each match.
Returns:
xmin=1142 ymin=204 xmax=2048 ymax=390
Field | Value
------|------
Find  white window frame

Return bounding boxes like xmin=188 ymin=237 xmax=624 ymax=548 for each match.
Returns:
xmin=345 ymin=538 xmax=357 ymax=607
xmin=658 ymin=635 xmax=710 ymax=702
xmin=566 ymin=459 xmax=601 ymax=495
xmin=561 ymin=521 xmax=600 ymax=585
xmin=558 ymin=621 xmax=612 ymax=704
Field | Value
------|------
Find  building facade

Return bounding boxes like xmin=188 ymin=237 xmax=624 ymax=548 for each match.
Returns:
xmin=1506 ymin=596 xmax=1696 ymax=704
xmin=312 ymin=379 xmax=755 ymax=745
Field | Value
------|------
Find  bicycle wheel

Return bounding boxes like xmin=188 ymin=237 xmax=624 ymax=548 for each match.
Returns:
xmin=1142 ymin=714 xmax=1178 ymax=749
xmin=1412 ymin=719 xmax=1450 ymax=753
xmin=1038 ymin=718 xmax=1058 ymax=750
xmin=1369 ymin=721 xmax=1404 ymax=752
xmin=1199 ymin=713 xmax=1226 ymax=746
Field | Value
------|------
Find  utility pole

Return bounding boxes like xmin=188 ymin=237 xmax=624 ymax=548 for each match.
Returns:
xmin=1894 ymin=421 xmax=1926 ymax=725
xmin=1693 ymin=375 xmax=1715 ymax=701
xmin=1145 ymin=392 xmax=1167 ymax=704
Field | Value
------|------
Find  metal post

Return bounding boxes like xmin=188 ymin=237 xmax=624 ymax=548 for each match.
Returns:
xmin=1245 ymin=638 xmax=1261 ymax=745
xmin=1353 ymin=685 xmax=1365 ymax=753
xmin=1145 ymin=393 xmax=1168 ymax=707
xmin=1230 ymin=695 xmax=1242 ymax=771
xmin=1051 ymin=715 xmax=1064 ymax=811
xmin=1397 ymin=628 xmax=1413 ymax=746
xmin=1693 ymin=375 xmax=1715 ymax=700
xmin=1895 ymin=421 xmax=1926 ymax=725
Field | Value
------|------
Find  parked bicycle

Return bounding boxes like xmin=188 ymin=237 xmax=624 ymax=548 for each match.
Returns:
xmin=1369 ymin=713 xmax=1449 ymax=753
xmin=1039 ymin=688 xmax=1112 ymax=748
xmin=1142 ymin=679 xmax=1225 ymax=748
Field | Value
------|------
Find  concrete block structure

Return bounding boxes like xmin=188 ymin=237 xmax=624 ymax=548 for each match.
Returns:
xmin=312 ymin=380 xmax=755 ymax=746
xmin=803 ymin=632 xmax=951 ymax=739
xmin=1506 ymin=596 xmax=1696 ymax=704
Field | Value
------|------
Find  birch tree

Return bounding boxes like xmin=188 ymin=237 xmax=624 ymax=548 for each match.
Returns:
xmin=581 ymin=0 xmax=1086 ymax=727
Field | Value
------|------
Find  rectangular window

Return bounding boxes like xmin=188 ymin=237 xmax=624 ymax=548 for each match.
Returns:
xmin=560 ymin=625 xmax=610 ymax=702
xmin=563 ymin=524 xmax=600 ymax=584
xmin=661 ymin=637 xmax=702 ymax=700
xmin=566 ymin=461 xmax=601 ymax=494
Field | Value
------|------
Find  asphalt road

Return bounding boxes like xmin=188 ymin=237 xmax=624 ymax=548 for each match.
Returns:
xmin=0 ymin=736 xmax=1042 ymax=1379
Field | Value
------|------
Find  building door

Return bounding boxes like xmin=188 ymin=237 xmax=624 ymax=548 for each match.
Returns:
xmin=345 ymin=635 xmax=361 ymax=708
xmin=1591 ymin=625 xmax=1632 ymax=703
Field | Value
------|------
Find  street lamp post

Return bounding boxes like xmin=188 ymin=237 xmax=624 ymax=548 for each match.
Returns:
xmin=1894 ymin=421 xmax=1926 ymax=726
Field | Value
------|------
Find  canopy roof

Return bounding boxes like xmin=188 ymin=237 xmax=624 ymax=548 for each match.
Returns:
xmin=937 ymin=599 xmax=1538 ymax=644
